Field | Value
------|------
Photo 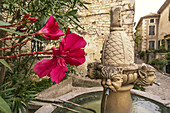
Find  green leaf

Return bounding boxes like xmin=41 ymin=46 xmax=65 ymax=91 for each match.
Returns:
xmin=0 ymin=82 xmax=10 ymax=89
xmin=82 ymin=4 xmax=88 ymax=10
xmin=0 ymin=20 xmax=11 ymax=25
xmin=0 ymin=27 xmax=24 ymax=35
xmin=72 ymin=0 xmax=77 ymax=8
xmin=66 ymin=10 xmax=78 ymax=16
xmin=0 ymin=59 xmax=13 ymax=72
xmin=13 ymin=3 xmax=29 ymax=14
xmin=31 ymin=36 xmax=42 ymax=42
xmin=0 ymin=88 xmax=16 ymax=94
xmin=73 ymin=15 xmax=80 ymax=22
xmin=66 ymin=16 xmax=83 ymax=29
xmin=0 ymin=13 xmax=5 ymax=17
xmin=0 ymin=96 xmax=12 ymax=113
xmin=19 ymin=6 xmax=29 ymax=14
xmin=83 ymin=2 xmax=91 ymax=5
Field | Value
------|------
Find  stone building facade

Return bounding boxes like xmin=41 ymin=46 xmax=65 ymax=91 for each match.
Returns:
xmin=76 ymin=0 xmax=135 ymax=75
xmin=135 ymin=0 xmax=170 ymax=73
xmin=136 ymin=0 xmax=170 ymax=52
xmin=158 ymin=0 xmax=170 ymax=52
xmin=157 ymin=0 xmax=170 ymax=73
xmin=135 ymin=13 xmax=160 ymax=51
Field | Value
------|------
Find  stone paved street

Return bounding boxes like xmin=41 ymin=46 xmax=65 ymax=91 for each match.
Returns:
xmin=135 ymin=57 xmax=170 ymax=101
xmin=135 ymin=58 xmax=170 ymax=100
xmin=145 ymin=71 xmax=170 ymax=100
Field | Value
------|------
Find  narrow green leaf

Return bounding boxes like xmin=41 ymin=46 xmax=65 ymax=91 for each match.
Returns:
xmin=0 ymin=28 xmax=24 ymax=35
xmin=19 ymin=6 xmax=29 ymax=14
xmin=0 ymin=96 xmax=12 ymax=113
xmin=14 ymin=3 xmax=29 ymax=14
xmin=0 ymin=88 xmax=16 ymax=94
xmin=0 ymin=20 xmax=11 ymax=25
xmin=73 ymin=0 xmax=77 ymax=8
xmin=66 ymin=10 xmax=78 ymax=16
xmin=20 ymin=104 xmax=25 ymax=113
xmin=0 ymin=13 xmax=5 ymax=17
xmin=0 ymin=59 xmax=13 ymax=72
xmin=16 ymin=74 xmax=25 ymax=77
xmin=0 ymin=82 xmax=10 ymax=89
xmin=83 ymin=2 xmax=91 ymax=5
xmin=33 ymin=37 xmax=43 ymax=42
xmin=66 ymin=16 xmax=83 ymax=29
xmin=82 ymin=4 xmax=88 ymax=10
xmin=73 ymin=16 xmax=80 ymax=22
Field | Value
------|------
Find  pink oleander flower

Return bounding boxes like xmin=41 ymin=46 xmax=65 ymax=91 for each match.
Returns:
xmin=22 ymin=14 xmax=38 ymax=23
xmin=34 ymin=28 xmax=86 ymax=83
xmin=29 ymin=17 xmax=38 ymax=23
xmin=23 ymin=14 xmax=30 ymax=19
xmin=39 ymin=16 xmax=65 ymax=40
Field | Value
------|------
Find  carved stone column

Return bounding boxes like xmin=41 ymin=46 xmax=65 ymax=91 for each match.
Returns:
xmin=101 ymin=86 xmax=133 ymax=113
xmin=99 ymin=7 xmax=134 ymax=113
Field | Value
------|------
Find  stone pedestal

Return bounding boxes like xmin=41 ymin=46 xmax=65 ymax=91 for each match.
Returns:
xmin=101 ymin=85 xmax=134 ymax=113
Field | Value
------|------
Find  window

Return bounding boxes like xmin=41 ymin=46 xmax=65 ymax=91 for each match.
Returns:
xmin=167 ymin=39 xmax=170 ymax=52
xmin=162 ymin=39 xmax=165 ymax=47
xmin=158 ymin=40 xmax=161 ymax=47
xmin=150 ymin=19 xmax=154 ymax=23
xmin=149 ymin=26 xmax=155 ymax=35
xmin=149 ymin=41 xmax=155 ymax=50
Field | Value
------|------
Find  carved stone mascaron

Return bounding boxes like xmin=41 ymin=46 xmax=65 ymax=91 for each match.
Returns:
xmin=87 ymin=62 xmax=156 ymax=92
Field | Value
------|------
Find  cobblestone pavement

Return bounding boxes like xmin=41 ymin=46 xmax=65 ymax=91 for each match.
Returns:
xmin=145 ymin=71 xmax=170 ymax=101
xmin=135 ymin=57 xmax=170 ymax=101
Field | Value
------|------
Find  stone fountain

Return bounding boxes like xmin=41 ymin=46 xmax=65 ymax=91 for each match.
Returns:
xmin=87 ymin=1 xmax=156 ymax=113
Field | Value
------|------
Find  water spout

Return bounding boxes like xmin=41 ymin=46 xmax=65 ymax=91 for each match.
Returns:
xmin=104 ymin=94 xmax=108 ymax=113
xmin=105 ymin=88 xmax=110 ymax=95
xmin=153 ymin=81 xmax=160 ymax=86
xmin=103 ymin=88 xmax=110 ymax=113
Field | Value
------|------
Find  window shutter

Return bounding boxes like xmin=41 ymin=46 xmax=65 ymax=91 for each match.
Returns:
xmin=169 ymin=7 xmax=170 ymax=21
xmin=158 ymin=40 xmax=160 ymax=47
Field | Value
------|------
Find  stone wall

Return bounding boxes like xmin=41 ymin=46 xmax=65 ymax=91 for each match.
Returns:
xmin=158 ymin=3 xmax=170 ymax=40
xmin=76 ymin=0 xmax=135 ymax=76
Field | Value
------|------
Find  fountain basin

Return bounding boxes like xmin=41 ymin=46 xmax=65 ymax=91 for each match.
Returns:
xmin=53 ymin=91 xmax=170 ymax=113
xmin=34 ymin=77 xmax=170 ymax=113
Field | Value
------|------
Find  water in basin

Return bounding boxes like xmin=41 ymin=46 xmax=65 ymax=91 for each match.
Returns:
xmin=53 ymin=91 xmax=170 ymax=113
